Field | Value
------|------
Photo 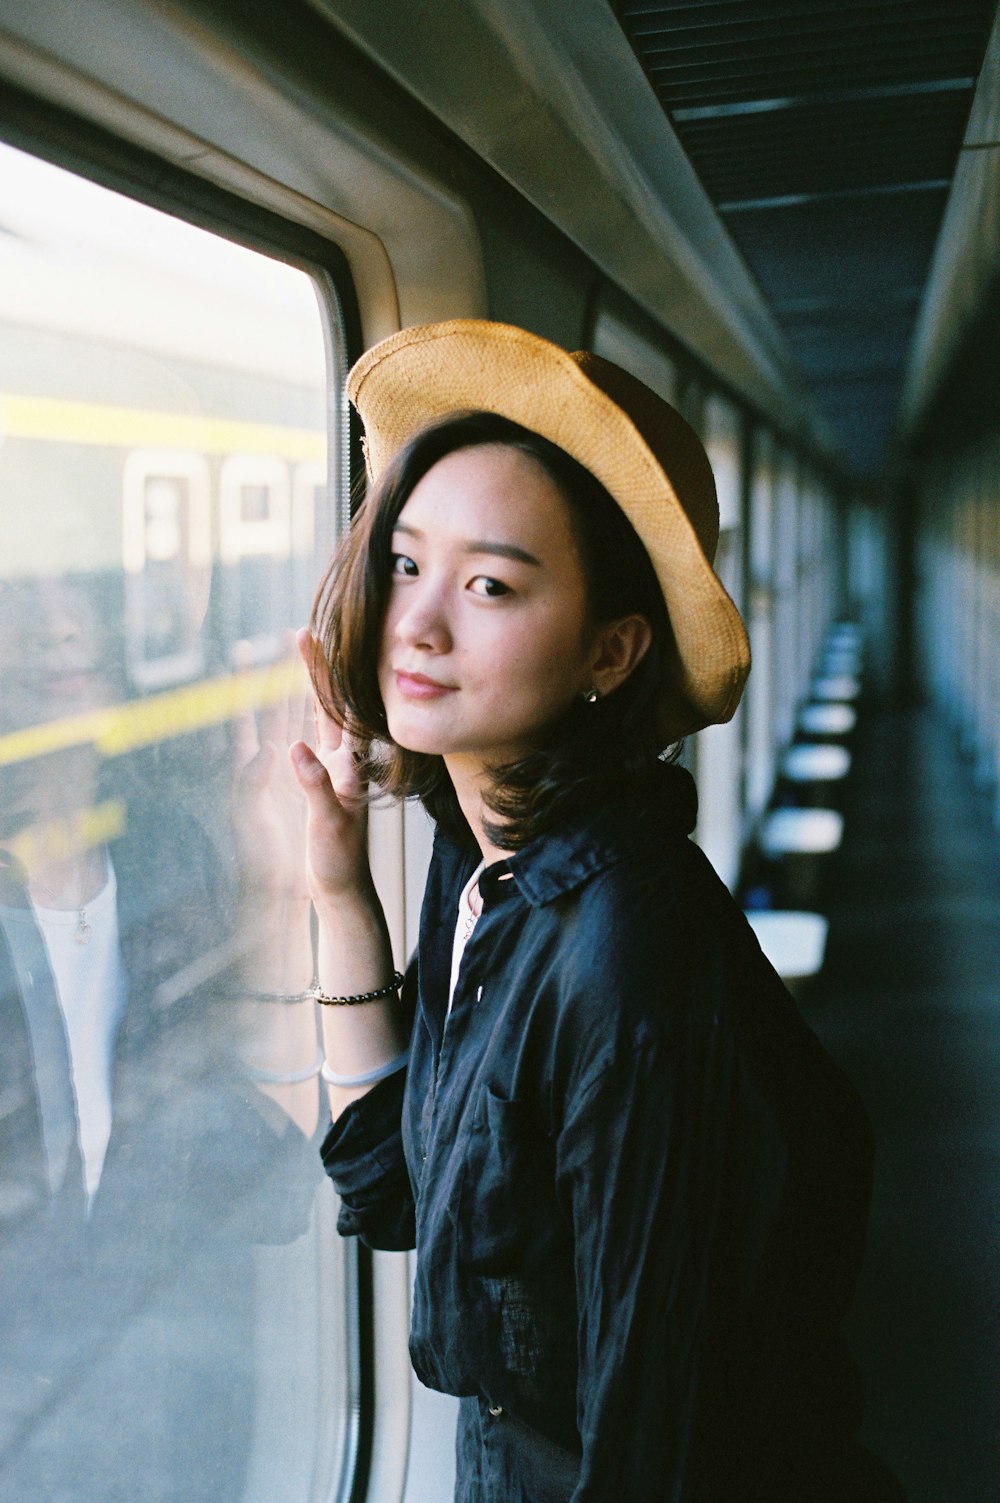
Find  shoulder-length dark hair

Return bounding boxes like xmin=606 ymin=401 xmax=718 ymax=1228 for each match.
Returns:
xmin=312 ymin=411 xmax=674 ymax=849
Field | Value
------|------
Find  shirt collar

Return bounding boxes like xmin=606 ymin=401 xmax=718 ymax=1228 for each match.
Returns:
xmin=433 ymin=763 xmax=698 ymax=909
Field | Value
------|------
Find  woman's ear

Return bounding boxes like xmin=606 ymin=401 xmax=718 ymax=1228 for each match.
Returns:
xmin=588 ymin=614 xmax=653 ymax=698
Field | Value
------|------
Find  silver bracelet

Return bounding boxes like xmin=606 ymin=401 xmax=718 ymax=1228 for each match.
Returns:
xmin=320 ymin=1048 xmax=409 ymax=1089
xmin=237 ymin=991 xmax=318 ymax=1005
xmin=245 ymin=1046 xmax=325 ymax=1085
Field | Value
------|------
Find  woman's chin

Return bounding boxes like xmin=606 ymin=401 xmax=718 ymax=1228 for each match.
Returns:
xmin=385 ymin=716 xmax=452 ymax=757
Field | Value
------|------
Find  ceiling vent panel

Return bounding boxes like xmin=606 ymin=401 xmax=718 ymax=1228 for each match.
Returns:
xmin=616 ymin=0 xmax=997 ymax=476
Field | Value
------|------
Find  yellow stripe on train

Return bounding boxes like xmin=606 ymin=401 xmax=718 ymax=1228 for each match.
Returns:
xmin=0 ymin=394 xmax=326 ymax=461
xmin=6 ymin=799 xmax=128 ymax=877
xmin=0 ymin=660 xmax=306 ymax=767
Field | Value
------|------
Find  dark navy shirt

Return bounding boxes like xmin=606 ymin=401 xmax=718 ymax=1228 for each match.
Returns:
xmin=322 ymin=766 xmax=901 ymax=1502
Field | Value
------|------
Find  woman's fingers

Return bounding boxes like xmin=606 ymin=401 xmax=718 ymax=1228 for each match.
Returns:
xmin=289 ymin=739 xmax=369 ymax=899
xmin=296 ymin=627 xmax=345 ymax=759
xmin=288 ymin=739 xmax=331 ymax=794
xmin=289 ymin=630 xmax=374 ymax=900
xmin=289 ymin=734 xmax=365 ymax=812
xmin=294 ymin=627 xmax=368 ymax=799
xmin=331 ymin=735 xmax=367 ymax=806
xmin=295 ymin=626 xmax=330 ymax=699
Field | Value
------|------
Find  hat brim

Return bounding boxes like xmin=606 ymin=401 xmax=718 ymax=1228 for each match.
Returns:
xmin=348 ymin=320 xmax=750 ymax=741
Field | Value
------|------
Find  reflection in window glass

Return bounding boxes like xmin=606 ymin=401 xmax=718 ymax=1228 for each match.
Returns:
xmin=0 ymin=143 xmax=349 ymax=1502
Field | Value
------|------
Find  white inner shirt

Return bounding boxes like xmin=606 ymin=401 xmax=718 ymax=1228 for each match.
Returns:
xmin=3 ymin=861 xmax=127 ymax=1205
xmin=447 ymin=860 xmax=486 ymax=1014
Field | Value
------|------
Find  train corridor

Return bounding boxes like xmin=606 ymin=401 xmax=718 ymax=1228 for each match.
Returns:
xmin=806 ymin=701 xmax=1000 ymax=1502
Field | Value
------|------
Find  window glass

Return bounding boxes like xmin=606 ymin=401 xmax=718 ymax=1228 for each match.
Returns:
xmin=771 ymin=453 xmax=800 ymax=752
xmin=0 ymin=143 xmax=350 ymax=1502
xmin=694 ymin=394 xmax=745 ymax=890
xmin=745 ymin=431 xmax=777 ymax=822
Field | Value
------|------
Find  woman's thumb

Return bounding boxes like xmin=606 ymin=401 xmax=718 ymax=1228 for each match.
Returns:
xmin=289 ymin=739 xmax=329 ymax=792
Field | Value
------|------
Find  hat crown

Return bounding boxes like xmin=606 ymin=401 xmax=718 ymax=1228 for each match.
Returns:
xmin=569 ymin=351 xmax=720 ymax=565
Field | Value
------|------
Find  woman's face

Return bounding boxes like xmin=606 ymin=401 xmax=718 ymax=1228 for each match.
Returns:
xmin=0 ymin=576 xmax=114 ymax=734
xmin=378 ymin=444 xmax=601 ymax=771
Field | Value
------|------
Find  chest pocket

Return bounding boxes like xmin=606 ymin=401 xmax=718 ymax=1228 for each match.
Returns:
xmin=458 ymin=1085 xmax=563 ymax=1275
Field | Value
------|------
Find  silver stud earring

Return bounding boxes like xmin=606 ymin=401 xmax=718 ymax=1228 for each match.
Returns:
xmin=579 ymin=687 xmax=599 ymax=704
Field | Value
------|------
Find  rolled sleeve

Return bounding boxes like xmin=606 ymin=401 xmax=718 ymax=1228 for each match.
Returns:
xmin=320 ymin=1069 xmax=415 ymax=1251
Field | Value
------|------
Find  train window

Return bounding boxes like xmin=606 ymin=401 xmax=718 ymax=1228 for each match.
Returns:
xmin=795 ymin=471 xmax=836 ymax=703
xmin=589 ymin=302 xmax=678 ymax=404
xmin=847 ymin=500 xmax=890 ymax=694
xmin=123 ymin=450 xmax=213 ymax=688
xmin=0 ymin=142 xmax=353 ymax=1501
xmin=745 ymin=430 xmax=777 ymax=823
xmin=771 ymin=451 xmax=801 ymax=752
xmin=945 ymin=366 xmax=999 ymax=752
xmin=695 ymin=394 xmax=746 ymax=889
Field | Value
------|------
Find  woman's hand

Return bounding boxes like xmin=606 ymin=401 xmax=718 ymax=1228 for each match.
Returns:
xmin=230 ymin=635 xmax=311 ymax=908
xmin=290 ymin=630 xmax=404 ymax=1120
xmin=289 ymin=628 xmax=376 ymax=912
xmin=228 ymin=636 xmax=318 ymax=1133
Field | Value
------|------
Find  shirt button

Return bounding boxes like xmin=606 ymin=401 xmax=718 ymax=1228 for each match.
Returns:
xmin=487 ymin=1403 xmax=503 ymax=1418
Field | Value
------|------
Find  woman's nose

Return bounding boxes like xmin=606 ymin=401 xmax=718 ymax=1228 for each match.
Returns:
xmin=30 ymin=585 xmax=83 ymax=649
xmin=391 ymin=582 xmax=452 ymax=654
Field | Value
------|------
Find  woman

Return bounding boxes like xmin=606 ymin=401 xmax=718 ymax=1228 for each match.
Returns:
xmin=291 ymin=321 xmax=902 ymax=1501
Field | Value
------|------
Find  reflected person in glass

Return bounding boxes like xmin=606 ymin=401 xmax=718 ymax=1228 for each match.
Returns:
xmin=0 ymin=570 xmax=320 ymax=1502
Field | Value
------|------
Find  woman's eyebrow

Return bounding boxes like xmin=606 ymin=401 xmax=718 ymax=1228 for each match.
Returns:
xmin=464 ymin=541 xmax=542 ymax=567
xmin=392 ymin=521 xmax=541 ymax=568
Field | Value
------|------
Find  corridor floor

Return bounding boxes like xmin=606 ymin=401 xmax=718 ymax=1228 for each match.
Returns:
xmin=804 ymin=703 xmax=1000 ymax=1501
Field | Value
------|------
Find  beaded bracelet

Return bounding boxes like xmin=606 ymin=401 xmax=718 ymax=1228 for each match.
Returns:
xmin=321 ymin=1048 xmax=409 ymax=1089
xmin=311 ymin=970 xmax=405 ymax=1007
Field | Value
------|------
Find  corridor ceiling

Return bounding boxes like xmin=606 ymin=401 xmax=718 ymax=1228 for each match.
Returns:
xmin=615 ymin=0 xmax=998 ymax=479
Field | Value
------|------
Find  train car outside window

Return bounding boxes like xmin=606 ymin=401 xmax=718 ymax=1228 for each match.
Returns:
xmin=0 ymin=142 xmax=354 ymax=1502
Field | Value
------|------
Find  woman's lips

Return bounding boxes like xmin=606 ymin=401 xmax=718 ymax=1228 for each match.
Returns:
xmin=394 ymin=670 xmax=456 ymax=701
xmin=45 ymin=671 xmax=98 ymax=697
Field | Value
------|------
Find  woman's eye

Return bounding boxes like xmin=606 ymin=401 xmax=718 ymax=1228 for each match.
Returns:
xmin=389 ymin=553 xmax=418 ymax=577
xmin=469 ymin=576 xmax=511 ymax=598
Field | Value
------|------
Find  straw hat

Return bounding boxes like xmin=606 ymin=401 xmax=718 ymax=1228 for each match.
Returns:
xmin=347 ymin=319 xmax=750 ymax=740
